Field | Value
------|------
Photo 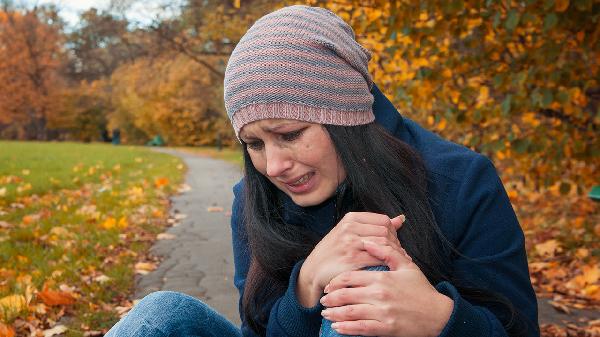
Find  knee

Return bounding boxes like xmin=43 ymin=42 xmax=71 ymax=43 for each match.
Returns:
xmin=107 ymin=291 xmax=210 ymax=336
xmin=134 ymin=291 xmax=208 ymax=317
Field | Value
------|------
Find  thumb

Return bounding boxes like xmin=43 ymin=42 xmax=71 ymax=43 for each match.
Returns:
xmin=390 ymin=214 xmax=406 ymax=231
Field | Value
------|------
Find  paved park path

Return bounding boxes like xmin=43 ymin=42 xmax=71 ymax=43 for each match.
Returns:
xmin=135 ymin=149 xmax=597 ymax=330
xmin=135 ymin=149 xmax=242 ymax=324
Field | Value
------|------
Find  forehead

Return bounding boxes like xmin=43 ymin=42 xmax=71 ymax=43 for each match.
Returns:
xmin=239 ymin=119 xmax=309 ymax=137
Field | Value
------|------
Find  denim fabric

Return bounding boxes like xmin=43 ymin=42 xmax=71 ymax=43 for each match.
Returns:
xmin=319 ymin=265 xmax=390 ymax=337
xmin=106 ymin=267 xmax=390 ymax=337
xmin=105 ymin=291 xmax=243 ymax=337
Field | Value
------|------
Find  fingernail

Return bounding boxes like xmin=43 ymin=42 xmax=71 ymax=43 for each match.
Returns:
xmin=324 ymin=284 xmax=330 ymax=293
xmin=397 ymin=214 xmax=406 ymax=222
xmin=320 ymin=295 xmax=328 ymax=305
xmin=331 ymin=322 xmax=340 ymax=329
xmin=321 ymin=309 xmax=330 ymax=318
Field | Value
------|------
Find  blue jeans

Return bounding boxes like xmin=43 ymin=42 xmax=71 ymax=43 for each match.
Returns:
xmin=106 ymin=266 xmax=389 ymax=337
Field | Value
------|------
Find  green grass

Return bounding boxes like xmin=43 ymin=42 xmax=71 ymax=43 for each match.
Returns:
xmin=174 ymin=146 xmax=243 ymax=167
xmin=0 ymin=141 xmax=184 ymax=336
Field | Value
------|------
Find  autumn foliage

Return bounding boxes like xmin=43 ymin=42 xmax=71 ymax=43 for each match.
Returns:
xmin=0 ymin=0 xmax=599 ymax=335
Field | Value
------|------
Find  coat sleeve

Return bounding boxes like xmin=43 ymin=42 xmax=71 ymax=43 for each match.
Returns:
xmin=432 ymin=155 xmax=539 ymax=337
xmin=231 ymin=181 xmax=324 ymax=337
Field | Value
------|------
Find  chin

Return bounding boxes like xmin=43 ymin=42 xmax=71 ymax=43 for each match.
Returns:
xmin=289 ymin=192 xmax=329 ymax=207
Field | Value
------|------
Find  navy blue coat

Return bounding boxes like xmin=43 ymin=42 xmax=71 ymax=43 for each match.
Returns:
xmin=230 ymin=85 xmax=540 ymax=337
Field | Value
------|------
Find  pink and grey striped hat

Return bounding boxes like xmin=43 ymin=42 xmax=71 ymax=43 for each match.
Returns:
xmin=224 ymin=5 xmax=375 ymax=138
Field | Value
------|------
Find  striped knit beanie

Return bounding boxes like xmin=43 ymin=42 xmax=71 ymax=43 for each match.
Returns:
xmin=224 ymin=5 xmax=374 ymax=138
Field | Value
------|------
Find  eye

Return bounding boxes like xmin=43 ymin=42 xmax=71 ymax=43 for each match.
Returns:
xmin=281 ymin=129 xmax=304 ymax=142
xmin=245 ymin=140 xmax=264 ymax=151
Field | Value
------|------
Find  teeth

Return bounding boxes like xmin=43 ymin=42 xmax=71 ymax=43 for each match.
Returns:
xmin=293 ymin=173 xmax=310 ymax=185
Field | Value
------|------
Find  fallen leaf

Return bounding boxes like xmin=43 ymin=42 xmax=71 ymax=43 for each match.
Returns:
xmin=157 ymin=233 xmax=176 ymax=240
xmin=178 ymin=184 xmax=191 ymax=193
xmin=43 ymin=325 xmax=67 ymax=337
xmin=549 ymin=300 xmax=571 ymax=314
xmin=134 ymin=262 xmax=157 ymax=275
xmin=207 ymin=206 xmax=224 ymax=212
xmin=154 ymin=177 xmax=170 ymax=188
xmin=118 ymin=216 xmax=128 ymax=229
xmin=93 ymin=275 xmax=111 ymax=284
xmin=0 ymin=322 xmax=15 ymax=337
xmin=535 ymin=239 xmax=562 ymax=257
xmin=101 ymin=217 xmax=117 ymax=230
xmin=0 ymin=294 xmax=26 ymax=315
xmin=0 ymin=188 xmax=6 ymax=197
xmin=37 ymin=284 xmax=76 ymax=306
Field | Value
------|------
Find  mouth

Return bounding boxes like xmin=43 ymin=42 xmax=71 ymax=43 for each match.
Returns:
xmin=283 ymin=172 xmax=316 ymax=193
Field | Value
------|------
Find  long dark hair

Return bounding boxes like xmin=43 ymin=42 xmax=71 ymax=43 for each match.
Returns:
xmin=241 ymin=122 xmax=530 ymax=336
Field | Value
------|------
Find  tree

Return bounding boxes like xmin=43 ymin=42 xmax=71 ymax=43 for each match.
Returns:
xmin=0 ymin=5 xmax=65 ymax=140
xmin=108 ymin=54 xmax=235 ymax=146
xmin=65 ymin=8 xmax=147 ymax=82
xmin=309 ymin=0 xmax=599 ymax=191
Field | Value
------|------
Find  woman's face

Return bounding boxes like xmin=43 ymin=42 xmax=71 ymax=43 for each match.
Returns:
xmin=239 ymin=118 xmax=346 ymax=207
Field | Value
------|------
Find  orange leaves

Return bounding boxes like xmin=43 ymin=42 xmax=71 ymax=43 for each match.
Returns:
xmin=154 ymin=177 xmax=170 ymax=188
xmin=37 ymin=284 xmax=76 ymax=307
xmin=554 ymin=0 xmax=570 ymax=12
xmin=0 ymin=323 xmax=15 ymax=337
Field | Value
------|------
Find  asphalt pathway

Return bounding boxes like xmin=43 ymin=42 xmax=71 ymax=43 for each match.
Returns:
xmin=134 ymin=149 xmax=597 ymax=330
xmin=135 ymin=149 xmax=242 ymax=324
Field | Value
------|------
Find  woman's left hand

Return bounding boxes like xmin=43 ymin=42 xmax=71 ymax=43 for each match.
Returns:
xmin=319 ymin=241 xmax=454 ymax=337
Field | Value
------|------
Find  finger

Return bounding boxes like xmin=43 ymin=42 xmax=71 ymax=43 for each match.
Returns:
xmin=330 ymin=320 xmax=387 ymax=336
xmin=321 ymin=285 xmax=386 ymax=308
xmin=359 ymin=236 xmax=399 ymax=250
xmin=389 ymin=214 xmax=406 ymax=231
xmin=343 ymin=212 xmax=395 ymax=229
xmin=362 ymin=240 xmax=412 ymax=271
xmin=321 ymin=303 xmax=378 ymax=322
xmin=325 ymin=270 xmax=381 ymax=293
xmin=338 ymin=221 xmax=389 ymax=237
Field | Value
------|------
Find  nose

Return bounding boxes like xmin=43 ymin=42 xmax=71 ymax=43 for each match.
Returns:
xmin=264 ymin=143 xmax=292 ymax=178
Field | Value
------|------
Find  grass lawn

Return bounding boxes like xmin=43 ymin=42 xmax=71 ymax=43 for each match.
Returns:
xmin=0 ymin=141 xmax=184 ymax=336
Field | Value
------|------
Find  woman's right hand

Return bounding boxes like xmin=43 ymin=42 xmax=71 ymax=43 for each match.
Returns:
xmin=296 ymin=212 xmax=406 ymax=307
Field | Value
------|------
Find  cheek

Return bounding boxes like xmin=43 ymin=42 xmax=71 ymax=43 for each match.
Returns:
xmin=248 ymin=152 xmax=267 ymax=175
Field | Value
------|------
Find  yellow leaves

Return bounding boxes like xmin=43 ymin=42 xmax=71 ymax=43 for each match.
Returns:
xmin=101 ymin=216 xmax=128 ymax=230
xmin=134 ymin=262 xmax=157 ymax=275
xmin=476 ymin=86 xmax=490 ymax=108
xmin=436 ymin=118 xmax=447 ymax=131
xmin=521 ymin=112 xmax=541 ymax=127
xmin=566 ymin=264 xmax=599 ymax=291
xmin=232 ymin=0 xmax=240 ymax=9
xmin=555 ymin=0 xmax=570 ymax=12
xmin=0 ymin=294 xmax=27 ymax=316
xmin=535 ymin=239 xmax=562 ymax=257
xmin=101 ymin=217 xmax=116 ymax=230
xmin=466 ymin=18 xmax=483 ymax=30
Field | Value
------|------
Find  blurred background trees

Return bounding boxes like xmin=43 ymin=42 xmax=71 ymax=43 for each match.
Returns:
xmin=0 ymin=0 xmax=598 ymax=190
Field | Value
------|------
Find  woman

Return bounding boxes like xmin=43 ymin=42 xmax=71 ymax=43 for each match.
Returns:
xmin=106 ymin=5 xmax=539 ymax=337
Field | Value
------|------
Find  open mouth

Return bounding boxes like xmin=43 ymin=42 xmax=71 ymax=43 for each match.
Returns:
xmin=284 ymin=172 xmax=315 ymax=193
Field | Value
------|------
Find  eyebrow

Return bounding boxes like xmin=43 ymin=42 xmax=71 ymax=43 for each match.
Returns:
xmin=241 ymin=122 xmax=302 ymax=139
